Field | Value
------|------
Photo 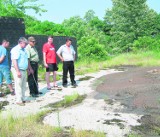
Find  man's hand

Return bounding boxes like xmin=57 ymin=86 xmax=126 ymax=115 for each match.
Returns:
xmin=30 ymin=68 xmax=34 ymax=74
xmin=17 ymin=71 xmax=21 ymax=78
xmin=44 ymin=63 xmax=48 ymax=68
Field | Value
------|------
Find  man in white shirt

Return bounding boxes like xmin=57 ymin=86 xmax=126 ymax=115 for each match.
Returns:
xmin=57 ymin=38 xmax=77 ymax=87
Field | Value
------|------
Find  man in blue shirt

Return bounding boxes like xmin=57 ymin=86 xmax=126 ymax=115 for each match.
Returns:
xmin=0 ymin=39 xmax=14 ymax=97
xmin=11 ymin=37 xmax=28 ymax=105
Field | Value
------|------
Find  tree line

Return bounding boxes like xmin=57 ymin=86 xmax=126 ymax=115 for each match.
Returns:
xmin=0 ymin=0 xmax=160 ymax=61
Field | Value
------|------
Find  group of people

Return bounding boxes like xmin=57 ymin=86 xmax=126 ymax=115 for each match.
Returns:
xmin=0 ymin=36 xmax=77 ymax=106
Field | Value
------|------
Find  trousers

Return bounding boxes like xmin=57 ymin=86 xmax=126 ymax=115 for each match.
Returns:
xmin=28 ymin=62 xmax=38 ymax=95
xmin=63 ymin=61 xmax=76 ymax=85
xmin=11 ymin=67 xmax=26 ymax=102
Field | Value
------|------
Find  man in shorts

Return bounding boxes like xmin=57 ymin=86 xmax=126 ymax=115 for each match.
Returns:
xmin=0 ymin=39 xmax=15 ymax=97
xmin=42 ymin=36 xmax=59 ymax=90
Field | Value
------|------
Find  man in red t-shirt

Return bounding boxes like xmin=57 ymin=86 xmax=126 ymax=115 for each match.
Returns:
xmin=42 ymin=36 xmax=59 ymax=90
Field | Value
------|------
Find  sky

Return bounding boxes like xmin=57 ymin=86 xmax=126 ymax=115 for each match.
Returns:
xmin=26 ymin=0 xmax=160 ymax=24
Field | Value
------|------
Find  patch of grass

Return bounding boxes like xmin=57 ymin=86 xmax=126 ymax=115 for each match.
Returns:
xmin=78 ymin=76 xmax=94 ymax=81
xmin=106 ymin=51 xmax=160 ymax=68
xmin=70 ymin=128 xmax=106 ymax=137
xmin=0 ymin=111 xmax=105 ymax=137
xmin=45 ymin=93 xmax=86 ymax=109
xmin=0 ymin=112 xmax=61 ymax=137
xmin=73 ymin=51 xmax=160 ymax=75
xmin=128 ymin=133 xmax=141 ymax=137
xmin=0 ymin=101 xmax=9 ymax=111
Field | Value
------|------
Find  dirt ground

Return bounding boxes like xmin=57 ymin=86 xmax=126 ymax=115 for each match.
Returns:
xmin=96 ymin=66 xmax=160 ymax=136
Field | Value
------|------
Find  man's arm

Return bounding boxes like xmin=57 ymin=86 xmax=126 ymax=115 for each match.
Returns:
xmin=56 ymin=46 xmax=64 ymax=62
xmin=57 ymin=53 xmax=64 ymax=62
xmin=12 ymin=59 xmax=21 ymax=78
xmin=43 ymin=52 xmax=48 ymax=67
xmin=0 ymin=55 xmax=5 ymax=63
xmin=28 ymin=59 xmax=34 ymax=75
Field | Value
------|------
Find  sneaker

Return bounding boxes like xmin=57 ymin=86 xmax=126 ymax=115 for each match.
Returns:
xmin=38 ymin=92 xmax=43 ymax=94
xmin=72 ymin=83 xmax=78 ymax=87
xmin=63 ymin=84 xmax=67 ymax=88
xmin=47 ymin=87 xmax=52 ymax=90
xmin=23 ymin=100 xmax=31 ymax=103
xmin=16 ymin=102 xmax=25 ymax=106
xmin=31 ymin=94 xmax=39 ymax=97
xmin=11 ymin=91 xmax=15 ymax=96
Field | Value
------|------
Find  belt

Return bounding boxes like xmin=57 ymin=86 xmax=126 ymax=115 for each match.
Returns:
xmin=12 ymin=67 xmax=26 ymax=71
xmin=30 ymin=61 xmax=38 ymax=64
xmin=64 ymin=61 xmax=73 ymax=62
xmin=20 ymin=69 xmax=26 ymax=71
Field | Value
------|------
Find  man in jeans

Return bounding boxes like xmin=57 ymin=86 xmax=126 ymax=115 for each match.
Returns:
xmin=11 ymin=37 xmax=28 ymax=105
xmin=0 ymin=39 xmax=15 ymax=97
xmin=57 ymin=38 xmax=77 ymax=87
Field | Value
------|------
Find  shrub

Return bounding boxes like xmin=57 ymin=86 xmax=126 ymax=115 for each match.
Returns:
xmin=132 ymin=35 xmax=160 ymax=52
xmin=78 ymin=36 xmax=108 ymax=60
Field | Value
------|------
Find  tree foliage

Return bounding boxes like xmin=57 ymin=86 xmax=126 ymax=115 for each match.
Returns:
xmin=0 ymin=0 xmax=46 ymax=17
xmin=106 ymin=0 xmax=157 ymax=52
xmin=1 ymin=0 xmax=160 ymax=60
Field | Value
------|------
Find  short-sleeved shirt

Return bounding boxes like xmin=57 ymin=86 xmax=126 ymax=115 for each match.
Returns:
xmin=10 ymin=45 xmax=28 ymax=70
xmin=0 ymin=45 xmax=8 ymax=67
xmin=56 ymin=44 xmax=76 ymax=61
xmin=26 ymin=44 xmax=39 ymax=62
xmin=42 ymin=43 xmax=57 ymax=63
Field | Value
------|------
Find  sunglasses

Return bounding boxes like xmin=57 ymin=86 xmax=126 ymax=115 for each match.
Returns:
xmin=31 ymin=41 xmax=36 ymax=43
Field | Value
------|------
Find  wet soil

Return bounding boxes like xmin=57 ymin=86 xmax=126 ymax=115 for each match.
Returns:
xmin=96 ymin=66 xmax=160 ymax=136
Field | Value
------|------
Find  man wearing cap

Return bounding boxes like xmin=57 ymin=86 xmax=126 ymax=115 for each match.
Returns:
xmin=11 ymin=37 xmax=28 ymax=106
xmin=26 ymin=36 xmax=41 ymax=97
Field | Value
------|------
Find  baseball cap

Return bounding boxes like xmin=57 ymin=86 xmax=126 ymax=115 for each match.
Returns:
xmin=28 ymin=36 xmax=36 ymax=42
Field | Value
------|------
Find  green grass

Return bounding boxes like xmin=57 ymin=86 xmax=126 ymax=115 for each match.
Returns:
xmin=128 ymin=133 xmax=142 ymax=137
xmin=0 ymin=111 xmax=105 ymax=137
xmin=0 ymin=111 xmax=59 ymax=137
xmin=74 ymin=51 xmax=160 ymax=75
xmin=45 ymin=93 xmax=86 ymax=109
xmin=106 ymin=51 xmax=160 ymax=67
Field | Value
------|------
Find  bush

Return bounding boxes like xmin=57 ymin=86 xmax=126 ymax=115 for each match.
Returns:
xmin=132 ymin=35 xmax=160 ymax=52
xmin=78 ymin=36 xmax=108 ymax=60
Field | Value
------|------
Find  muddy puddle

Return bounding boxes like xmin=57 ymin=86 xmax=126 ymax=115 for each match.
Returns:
xmin=94 ymin=66 xmax=160 ymax=136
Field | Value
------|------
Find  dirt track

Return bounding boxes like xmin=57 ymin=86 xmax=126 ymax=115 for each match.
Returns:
xmin=96 ymin=66 xmax=160 ymax=114
xmin=96 ymin=66 xmax=160 ymax=136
